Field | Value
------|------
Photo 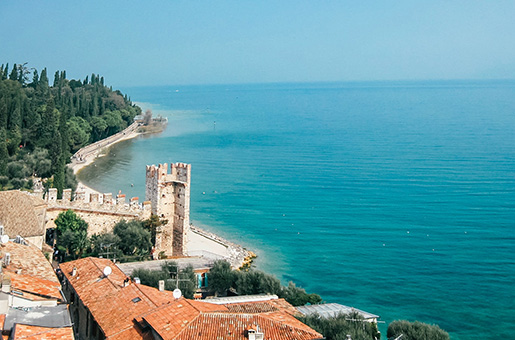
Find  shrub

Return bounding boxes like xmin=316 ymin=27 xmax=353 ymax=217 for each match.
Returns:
xmin=298 ymin=312 xmax=380 ymax=340
xmin=387 ymin=320 xmax=450 ymax=340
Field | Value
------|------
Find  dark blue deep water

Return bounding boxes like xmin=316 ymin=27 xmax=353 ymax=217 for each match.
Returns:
xmin=79 ymin=81 xmax=515 ymax=339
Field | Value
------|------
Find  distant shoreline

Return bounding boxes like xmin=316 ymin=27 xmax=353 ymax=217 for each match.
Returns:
xmin=68 ymin=123 xmax=143 ymax=195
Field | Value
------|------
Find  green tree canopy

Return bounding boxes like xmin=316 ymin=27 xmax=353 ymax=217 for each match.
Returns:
xmin=206 ymin=260 xmax=322 ymax=306
xmin=0 ymin=62 xmax=141 ymax=192
xmin=113 ymin=220 xmax=152 ymax=256
xmin=131 ymin=261 xmax=197 ymax=299
xmin=55 ymin=210 xmax=89 ymax=259
xmin=387 ymin=320 xmax=450 ymax=340
xmin=207 ymin=260 xmax=236 ymax=296
xmin=298 ymin=312 xmax=381 ymax=340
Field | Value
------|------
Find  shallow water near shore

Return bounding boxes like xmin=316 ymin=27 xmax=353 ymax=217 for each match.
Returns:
xmin=78 ymin=81 xmax=515 ymax=339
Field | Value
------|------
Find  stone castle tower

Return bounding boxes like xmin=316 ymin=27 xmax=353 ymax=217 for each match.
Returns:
xmin=145 ymin=162 xmax=191 ymax=258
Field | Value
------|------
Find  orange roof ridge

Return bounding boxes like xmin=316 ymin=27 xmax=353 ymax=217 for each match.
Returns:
xmin=89 ymin=257 xmax=121 ymax=291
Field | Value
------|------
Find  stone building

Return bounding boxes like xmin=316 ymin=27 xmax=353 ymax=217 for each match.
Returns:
xmin=145 ymin=162 xmax=191 ymax=257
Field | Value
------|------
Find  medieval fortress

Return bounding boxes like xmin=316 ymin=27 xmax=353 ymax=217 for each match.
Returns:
xmin=146 ymin=162 xmax=191 ymax=257
xmin=44 ymin=162 xmax=192 ymax=259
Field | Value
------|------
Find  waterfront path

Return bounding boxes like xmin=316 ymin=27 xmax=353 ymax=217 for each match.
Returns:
xmin=69 ymin=121 xmax=141 ymax=174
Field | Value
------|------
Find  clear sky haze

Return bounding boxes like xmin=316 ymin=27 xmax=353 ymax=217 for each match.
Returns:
xmin=1 ymin=1 xmax=515 ymax=87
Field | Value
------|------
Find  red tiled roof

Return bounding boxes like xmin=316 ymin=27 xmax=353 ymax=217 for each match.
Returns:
xmin=60 ymin=258 xmax=173 ymax=339
xmin=163 ymin=313 xmax=322 ymax=340
xmin=10 ymin=274 xmax=62 ymax=300
xmin=1 ymin=242 xmax=58 ymax=283
xmin=225 ymin=301 xmax=279 ymax=314
xmin=62 ymin=258 xmax=322 ymax=340
xmin=141 ymin=298 xmax=322 ymax=340
xmin=11 ymin=324 xmax=74 ymax=339
xmin=60 ymin=257 xmax=127 ymax=303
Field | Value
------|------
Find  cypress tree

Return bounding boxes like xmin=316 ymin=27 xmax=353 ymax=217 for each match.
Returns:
xmin=0 ymin=128 xmax=8 ymax=176
xmin=53 ymin=71 xmax=60 ymax=87
xmin=2 ymin=63 xmax=8 ymax=80
xmin=9 ymin=64 xmax=17 ymax=80
xmin=39 ymin=68 xmax=49 ymax=88
xmin=31 ymin=69 xmax=39 ymax=87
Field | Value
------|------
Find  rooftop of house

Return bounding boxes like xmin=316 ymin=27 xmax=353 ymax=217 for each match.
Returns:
xmin=3 ymin=305 xmax=72 ymax=332
xmin=0 ymin=190 xmax=47 ymax=238
xmin=138 ymin=298 xmax=323 ymax=340
xmin=61 ymin=257 xmax=323 ymax=340
xmin=0 ymin=241 xmax=57 ymax=282
xmin=10 ymin=324 xmax=74 ymax=339
xmin=1 ymin=241 xmax=61 ymax=301
xmin=60 ymin=257 xmax=169 ymax=339
xmin=296 ymin=303 xmax=379 ymax=321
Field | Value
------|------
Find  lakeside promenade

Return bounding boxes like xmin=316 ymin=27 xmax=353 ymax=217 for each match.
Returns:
xmin=70 ymin=121 xmax=142 ymax=175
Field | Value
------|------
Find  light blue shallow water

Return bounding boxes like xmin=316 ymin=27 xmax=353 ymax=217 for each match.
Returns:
xmin=79 ymin=81 xmax=515 ymax=339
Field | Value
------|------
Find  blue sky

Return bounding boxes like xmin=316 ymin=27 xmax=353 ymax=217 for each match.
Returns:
xmin=1 ymin=1 xmax=515 ymax=86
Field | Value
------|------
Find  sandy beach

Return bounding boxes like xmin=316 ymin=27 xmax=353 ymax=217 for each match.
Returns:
xmin=68 ymin=123 xmax=142 ymax=195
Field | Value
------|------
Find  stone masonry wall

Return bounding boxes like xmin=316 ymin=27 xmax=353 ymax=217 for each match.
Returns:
xmin=145 ymin=162 xmax=191 ymax=258
xmin=43 ymin=189 xmax=151 ymax=236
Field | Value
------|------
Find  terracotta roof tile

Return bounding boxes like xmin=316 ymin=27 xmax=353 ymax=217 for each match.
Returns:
xmin=173 ymin=313 xmax=323 ymax=340
xmin=60 ymin=258 xmax=174 ymax=339
xmin=60 ymin=257 xmax=127 ymax=304
xmin=11 ymin=324 xmax=75 ymax=339
xmin=142 ymin=298 xmax=322 ymax=340
xmin=225 ymin=301 xmax=279 ymax=314
xmin=9 ymin=274 xmax=61 ymax=300
xmin=0 ymin=190 xmax=47 ymax=238
xmin=62 ymin=257 xmax=322 ymax=340
xmin=1 ymin=242 xmax=58 ymax=283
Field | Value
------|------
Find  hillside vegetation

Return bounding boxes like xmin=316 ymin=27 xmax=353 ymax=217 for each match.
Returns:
xmin=0 ymin=63 xmax=141 ymax=196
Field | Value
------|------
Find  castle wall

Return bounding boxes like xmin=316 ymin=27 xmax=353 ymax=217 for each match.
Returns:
xmin=44 ymin=190 xmax=151 ymax=237
xmin=45 ymin=208 xmax=148 ymax=236
xmin=41 ymin=161 xmax=190 ymax=257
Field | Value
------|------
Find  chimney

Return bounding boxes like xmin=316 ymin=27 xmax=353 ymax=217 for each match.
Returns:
xmin=247 ymin=325 xmax=264 ymax=340
xmin=3 ymin=253 xmax=11 ymax=267
xmin=134 ymin=277 xmax=141 ymax=284
xmin=159 ymin=280 xmax=165 ymax=291
xmin=72 ymin=267 xmax=77 ymax=277
xmin=1 ymin=277 xmax=11 ymax=293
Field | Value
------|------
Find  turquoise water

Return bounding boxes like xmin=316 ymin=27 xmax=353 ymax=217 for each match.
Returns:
xmin=79 ymin=81 xmax=515 ymax=339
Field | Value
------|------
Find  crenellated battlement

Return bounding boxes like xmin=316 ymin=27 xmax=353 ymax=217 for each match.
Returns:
xmin=44 ymin=188 xmax=151 ymax=215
